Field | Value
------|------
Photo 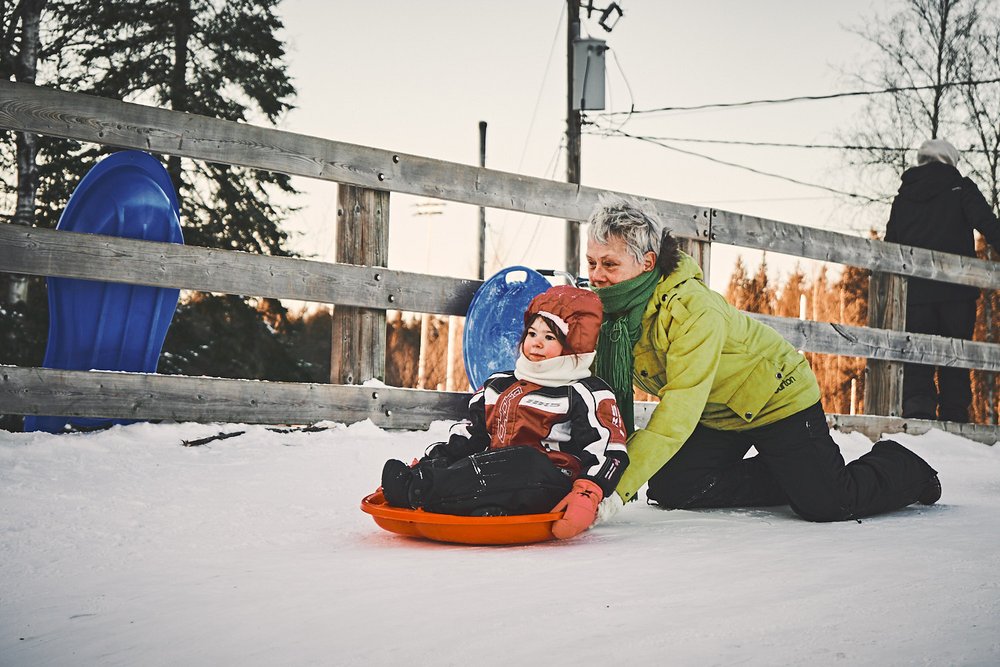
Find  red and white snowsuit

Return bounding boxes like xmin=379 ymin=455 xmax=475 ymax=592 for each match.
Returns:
xmin=431 ymin=370 xmax=628 ymax=498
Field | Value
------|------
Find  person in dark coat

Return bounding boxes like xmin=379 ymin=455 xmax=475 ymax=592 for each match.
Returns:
xmin=885 ymin=139 xmax=1000 ymax=422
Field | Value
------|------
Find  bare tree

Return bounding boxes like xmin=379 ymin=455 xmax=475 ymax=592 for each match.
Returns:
xmin=959 ymin=9 xmax=1000 ymax=207
xmin=958 ymin=8 xmax=1000 ymax=423
xmin=840 ymin=0 xmax=982 ymax=204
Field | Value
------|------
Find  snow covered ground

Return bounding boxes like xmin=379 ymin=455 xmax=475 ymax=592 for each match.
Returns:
xmin=2 ymin=420 xmax=998 ymax=666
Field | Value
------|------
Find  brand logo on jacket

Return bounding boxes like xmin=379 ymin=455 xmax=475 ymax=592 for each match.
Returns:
xmin=774 ymin=374 xmax=796 ymax=393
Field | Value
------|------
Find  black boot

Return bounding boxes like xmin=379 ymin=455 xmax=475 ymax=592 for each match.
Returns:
xmin=918 ymin=474 xmax=942 ymax=506
xmin=407 ymin=461 xmax=436 ymax=509
xmin=381 ymin=459 xmax=413 ymax=508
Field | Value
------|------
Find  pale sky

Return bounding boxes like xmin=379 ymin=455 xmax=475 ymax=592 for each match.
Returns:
xmin=276 ymin=1 xmax=895 ymax=292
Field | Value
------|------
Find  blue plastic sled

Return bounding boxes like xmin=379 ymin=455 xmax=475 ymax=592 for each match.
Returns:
xmin=462 ymin=266 xmax=550 ymax=389
xmin=24 ymin=151 xmax=184 ymax=433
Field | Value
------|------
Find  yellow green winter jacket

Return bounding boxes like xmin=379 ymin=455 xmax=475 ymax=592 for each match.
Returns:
xmin=615 ymin=253 xmax=821 ymax=502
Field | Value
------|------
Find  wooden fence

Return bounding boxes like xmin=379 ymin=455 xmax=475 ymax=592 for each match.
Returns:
xmin=1 ymin=82 xmax=998 ymax=444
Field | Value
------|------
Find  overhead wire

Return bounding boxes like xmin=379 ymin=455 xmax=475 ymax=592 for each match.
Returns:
xmin=588 ymin=135 xmax=906 ymax=151
xmin=492 ymin=3 xmax=565 ymax=272
xmin=509 ymin=136 xmax=566 ymax=267
xmin=585 ymin=134 xmax=998 ymax=154
xmin=596 ymin=77 xmax=1000 ymax=117
xmin=514 ymin=2 xmax=566 ymax=173
xmin=597 ymin=46 xmax=636 ymax=133
xmin=587 ymin=123 xmax=891 ymax=203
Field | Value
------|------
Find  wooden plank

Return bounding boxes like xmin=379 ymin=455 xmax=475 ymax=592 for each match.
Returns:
xmin=0 ymin=366 xmax=469 ymax=429
xmin=0 ymin=82 xmax=702 ymax=240
xmin=3 ymin=82 xmax=998 ymax=289
xmin=637 ymin=401 xmax=999 ymax=446
xmin=864 ymin=271 xmax=907 ymax=416
xmin=4 ymin=224 xmax=999 ymax=371
xmin=827 ymin=413 xmax=999 ymax=447
xmin=3 ymin=365 xmax=997 ymax=443
xmin=331 ymin=186 xmax=389 ymax=384
xmin=711 ymin=209 xmax=999 ymax=290
xmin=0 ymin=224 xmax=478 ymax=316
xmin=750 ymin=313 xmax=1000 ymax=372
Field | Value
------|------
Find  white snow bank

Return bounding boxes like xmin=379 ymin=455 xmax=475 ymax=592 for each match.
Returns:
xmin=1 ymin=421 xmax=998 ymax=666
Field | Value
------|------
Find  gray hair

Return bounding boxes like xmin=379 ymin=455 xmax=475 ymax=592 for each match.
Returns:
xmin=586 ymin=194 xmax=664 ymax=263
xmin=917 ymin=139 xmax=960 ymax=167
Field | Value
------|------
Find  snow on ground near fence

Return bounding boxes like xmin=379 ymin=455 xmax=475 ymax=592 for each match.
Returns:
xmin=1 ymin=420 xmax=998 ymax=666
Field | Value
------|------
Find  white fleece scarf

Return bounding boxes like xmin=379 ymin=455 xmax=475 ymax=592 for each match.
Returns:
xmin=513 ymin=351 xmax=596 ymax=387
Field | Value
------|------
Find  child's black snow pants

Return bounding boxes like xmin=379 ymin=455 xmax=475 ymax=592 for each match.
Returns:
xmin=417 ymin=446 xmax=574 ymax=516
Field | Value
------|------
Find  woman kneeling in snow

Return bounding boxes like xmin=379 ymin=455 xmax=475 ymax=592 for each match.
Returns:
xmin=380 ymin=285 xmax=629 ymax=539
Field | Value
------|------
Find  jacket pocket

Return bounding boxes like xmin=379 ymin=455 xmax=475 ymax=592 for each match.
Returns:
xmin=726 ymin=358 xmax=781 ymax=423
xmin=633 ymin=348 xmax=666 ymax=394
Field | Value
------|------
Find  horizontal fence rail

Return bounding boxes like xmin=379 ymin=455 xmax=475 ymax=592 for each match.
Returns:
xmin=1 ymin=366 xmax=994 ymax=445
xmin=825 ymin=414 xmax=1000 ymax=447
xmin=751 ymin=313 xmax=1000 ymax=372
xmin=0 ymin=224 xmax=479 ymax=316
xmin=3 ymin=224 xmax=998 ymax=372
xmin=2 ymin=81 xmax=998 ymax=290
xmin=0 ymin=366 xmax=470 ymax=429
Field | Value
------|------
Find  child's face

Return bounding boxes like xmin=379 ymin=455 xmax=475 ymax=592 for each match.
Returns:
xmin=522 ymin=318 xmax=564 ymax=362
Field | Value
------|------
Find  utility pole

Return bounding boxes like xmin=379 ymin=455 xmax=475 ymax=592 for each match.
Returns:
xmin=478 ymin=121 xmax=487 ymax=280
xmin=565 ymin=0 xmax=582 ymax=278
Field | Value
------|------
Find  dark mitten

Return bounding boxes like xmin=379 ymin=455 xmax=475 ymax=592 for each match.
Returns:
xmin=421 ymin=442 xmax=454 ymax=467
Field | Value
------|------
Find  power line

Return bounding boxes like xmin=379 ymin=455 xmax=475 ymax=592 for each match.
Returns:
xmin=597 ymin=77 xmax=1000 ymax=117
xmin=591 ymin=125 xmax=890 ymax=203
xmin=601 ymin=47 xmax=636 ymax=132
xmin=583 ymin=133 xmax=907 ymax=152
xmin=491 ymin=3 xmax=564 ymax=273
xmin=583 ymin=132 xmax=1000 ymax=154
xmin=515 ymin=2 xmax=566 ymax=173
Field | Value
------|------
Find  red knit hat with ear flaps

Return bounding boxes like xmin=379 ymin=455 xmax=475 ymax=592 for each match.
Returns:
xmin=524 ymin=285 xmax=603 ymax=355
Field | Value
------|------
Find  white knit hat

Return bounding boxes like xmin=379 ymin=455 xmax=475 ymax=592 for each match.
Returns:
xmin=917 ymin=139 xmax=960 ymax=167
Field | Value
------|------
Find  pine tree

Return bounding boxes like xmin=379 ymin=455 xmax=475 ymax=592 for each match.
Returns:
xmin=44 ymin=0 xmax=296 ymax=254
xmin=2 ymin=0 xmax=307 ymax=386
xmin=746 ymin=256 xmax=775 ymax=315
xmin=725 ymin=256 xmax=750 ymax=310
xmin=774 ymin=264 xmax=807 ymax=319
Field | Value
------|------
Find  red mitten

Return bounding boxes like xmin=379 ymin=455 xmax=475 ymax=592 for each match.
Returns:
xmin=550 ymin=479 xmax=604 ymax=540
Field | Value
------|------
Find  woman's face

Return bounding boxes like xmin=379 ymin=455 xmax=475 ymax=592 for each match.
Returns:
xmin=521 ymin=318 xmax=564 ymax=362
xmin=586 ymin=235 xmax=656 ymax=288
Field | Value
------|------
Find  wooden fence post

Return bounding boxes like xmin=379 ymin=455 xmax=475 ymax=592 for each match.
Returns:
xmin=679 ymin=238 xmax=711 ymax=277
xmin=864 ymin=271 xmax=907 ymax=416
xmin=331 ymin=186 xmax=389 ymax=384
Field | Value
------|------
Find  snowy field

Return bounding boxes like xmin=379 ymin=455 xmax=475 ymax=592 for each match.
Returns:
xmin=2 ymin=419 xmax=998 ymax=666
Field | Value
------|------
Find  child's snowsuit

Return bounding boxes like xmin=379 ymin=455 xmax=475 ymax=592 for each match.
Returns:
xmin=382 ymin=285 xmax=629 ymax=516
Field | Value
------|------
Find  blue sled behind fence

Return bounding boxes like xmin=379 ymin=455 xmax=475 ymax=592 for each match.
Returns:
xmin=462 ymin=266 xmax=550 ymax=390
xmin=24 ymin=151 xmax=184 ymax=433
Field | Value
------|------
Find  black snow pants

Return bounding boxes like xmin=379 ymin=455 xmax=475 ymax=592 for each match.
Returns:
xmin=418 ymin=446 xmax=574 ymax=516
xmin=902 ymin=299 xmax=977 ymax=422
xmin=645 ymin=402 xmax=937 ymax=522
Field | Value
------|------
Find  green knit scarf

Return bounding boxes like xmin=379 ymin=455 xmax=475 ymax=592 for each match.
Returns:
xmin=592 ymin=267 xmax=662 ymax=433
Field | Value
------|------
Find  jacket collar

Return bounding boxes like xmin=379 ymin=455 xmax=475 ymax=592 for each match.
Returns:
xmin=657 ymin=251 xmax=703 ymax=292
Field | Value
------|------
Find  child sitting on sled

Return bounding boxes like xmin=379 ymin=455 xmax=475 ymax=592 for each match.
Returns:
xmin=380 ymin=284 xmax=629 ymax=539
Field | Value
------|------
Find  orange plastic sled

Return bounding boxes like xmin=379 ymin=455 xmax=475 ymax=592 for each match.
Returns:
xmin=361 ymin=491 xmax=563 ymax=545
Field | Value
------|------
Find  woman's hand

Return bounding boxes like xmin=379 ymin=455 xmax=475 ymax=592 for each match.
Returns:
xmin=594 ymin=492 xmax=624 ymax=525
